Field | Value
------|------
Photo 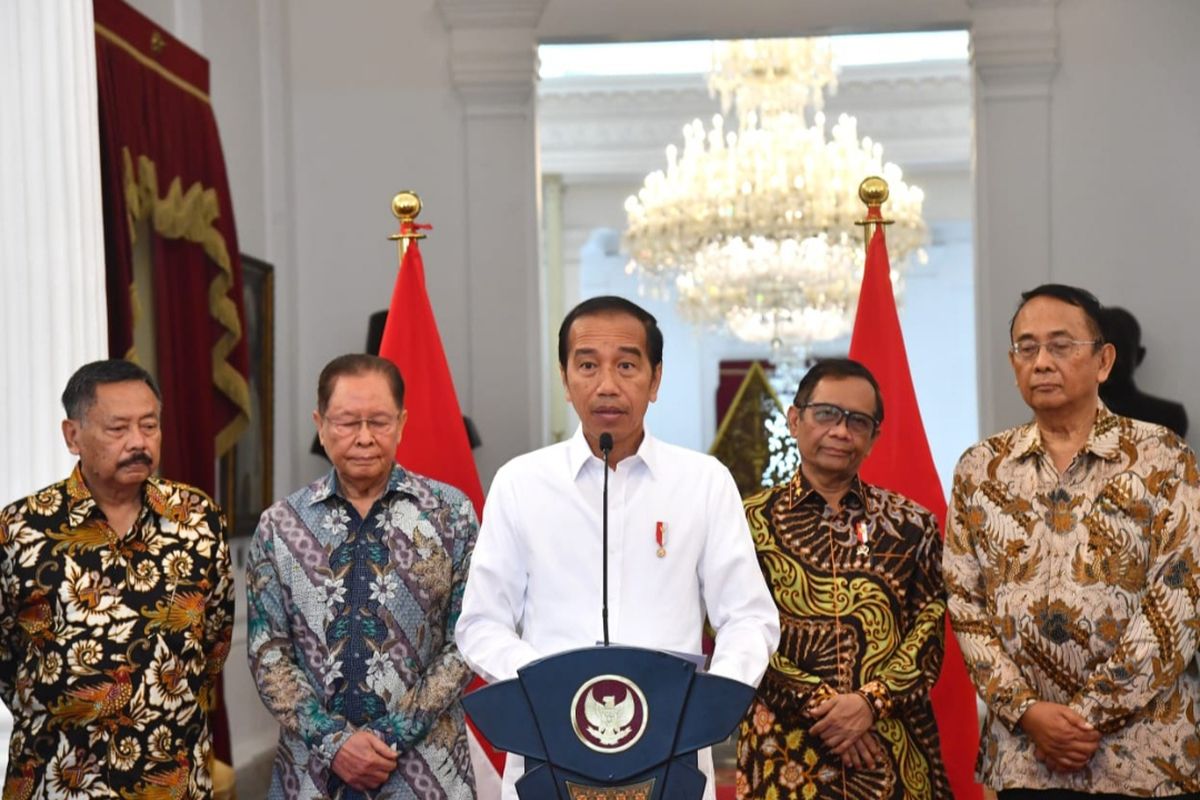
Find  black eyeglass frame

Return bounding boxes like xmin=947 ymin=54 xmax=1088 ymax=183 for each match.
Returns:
xmin=794 ymin=402 xmax=881 ymax=437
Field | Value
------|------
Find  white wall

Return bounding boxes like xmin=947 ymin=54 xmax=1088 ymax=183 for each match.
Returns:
xmin=1050 ymin=0 xmax=1200 ymax=436
xmin=286 ymin=0 xmax=473 ymax=482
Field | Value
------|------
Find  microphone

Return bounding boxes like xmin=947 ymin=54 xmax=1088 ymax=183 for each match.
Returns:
xmin=599 ymin=433 xmax=613 ymax=646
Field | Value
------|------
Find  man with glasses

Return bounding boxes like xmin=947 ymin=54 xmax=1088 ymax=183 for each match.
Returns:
xmin=247 ymin=354 xmax=478 ymax=799
xmin=737 ymin=358 xmax=951 ymax=799
xmin=944 ymin=284 xmax=1200 ymax=798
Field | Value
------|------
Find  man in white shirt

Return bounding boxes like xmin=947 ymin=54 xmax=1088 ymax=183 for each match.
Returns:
xmin=456 ymin=295 xmax=781 ymax=800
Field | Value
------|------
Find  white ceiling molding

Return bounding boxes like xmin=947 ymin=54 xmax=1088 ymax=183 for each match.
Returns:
xmin=538 ymin=60 xmax=971 ymax=182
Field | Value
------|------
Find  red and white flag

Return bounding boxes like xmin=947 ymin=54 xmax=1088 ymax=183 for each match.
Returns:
xmin=848 ymin=220 xmax=982 ymax=800
xmin=377 ymin=224 xmax=504 ymax=797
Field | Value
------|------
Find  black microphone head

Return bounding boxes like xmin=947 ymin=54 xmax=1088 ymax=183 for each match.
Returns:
xmin=598 ymin=433 xmax=614 ymax=454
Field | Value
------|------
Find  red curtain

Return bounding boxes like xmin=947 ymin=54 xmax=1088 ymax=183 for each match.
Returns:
xmin=94 ymin=0 xmax=250 ymax=494
xmin=94 ymin=0 xmax=249 ymax=764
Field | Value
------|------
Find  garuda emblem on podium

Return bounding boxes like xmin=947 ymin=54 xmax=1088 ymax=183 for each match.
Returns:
xmin=571 ymin=675 xmax=648 ymax=753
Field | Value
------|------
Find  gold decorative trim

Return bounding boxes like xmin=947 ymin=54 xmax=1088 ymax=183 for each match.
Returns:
xmin=95 ymin=22 xmax=210 ymax=105
xmin=120 ymin=148 xmax=251 ymax=455
xmin=566 ymin=778 xmax=655 ymax=800
xmin=125 ymin=282 xmax=140 ymax=364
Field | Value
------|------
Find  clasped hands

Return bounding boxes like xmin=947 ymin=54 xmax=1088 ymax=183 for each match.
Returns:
xmin=1018 ymin=701 xmax=1100 ymax=773
xmin=808 ymin=692 xmax=886 ymax=770
xmin=332 ymin=730 xmax=399 ymax=792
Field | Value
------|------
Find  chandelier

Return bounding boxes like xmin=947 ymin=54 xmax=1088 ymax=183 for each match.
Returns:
xmin=623 ymin=38 xmax=927 ymax=348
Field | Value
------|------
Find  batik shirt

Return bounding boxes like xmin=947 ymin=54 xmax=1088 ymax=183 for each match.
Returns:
xmin=247 ymin=467 xmax=477 ymax=800
xmin=944 ymin=406 xmax=1200 ymax=795
xmin=737 ymin=471 xmax=950 ymax=800
xmin=0 ymin=465 xmax=234 ymax=800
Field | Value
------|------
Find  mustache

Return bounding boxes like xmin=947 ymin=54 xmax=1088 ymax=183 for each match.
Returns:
xmin=118 ymin=452 xmax=153 ymax=469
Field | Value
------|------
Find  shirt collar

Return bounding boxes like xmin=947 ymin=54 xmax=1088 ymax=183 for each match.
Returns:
xmin=567 ymin=425 xmax=658 ymax=480
xmin=787 ymin=466 xmax=873 ymax=514
xmin=64 ymin=462 xmax=171 ymax=517
xmin=1012 ymin=402 xmax=1122 ymax=463
xmin=306 ymin=464 xmax=412 ymax=506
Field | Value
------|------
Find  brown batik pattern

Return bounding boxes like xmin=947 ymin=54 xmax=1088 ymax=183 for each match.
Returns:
xmin=945 ymin=406 xmax=1200 ymax=795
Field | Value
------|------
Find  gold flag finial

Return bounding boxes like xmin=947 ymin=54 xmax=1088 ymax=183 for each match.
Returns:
xmin=388 ymin=190 xmax=425 ymax=260
xmin=855 ymin=176 xmax=893 ymax=248
xmin=388 ymin=190 xmax=426 ymax=241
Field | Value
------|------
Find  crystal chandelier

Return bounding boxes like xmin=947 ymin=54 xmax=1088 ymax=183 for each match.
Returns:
xmin=624 ymin=38 xmax=927 ymax=348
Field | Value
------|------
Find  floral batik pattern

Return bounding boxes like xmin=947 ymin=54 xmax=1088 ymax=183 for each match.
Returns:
xmin=945 ymin=406 xmax=1200 ymax=795
xmin=0 ymin=465 xmax=233 ymax=799
xmin=247 ymin=467 xmax=477 ymax=799
xmin=736 ymin=472 xmax=950 ymax=800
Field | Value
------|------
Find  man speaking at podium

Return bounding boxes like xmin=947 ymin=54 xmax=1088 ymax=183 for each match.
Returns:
xmin=457 ymin=296 xmax=780 ymax=799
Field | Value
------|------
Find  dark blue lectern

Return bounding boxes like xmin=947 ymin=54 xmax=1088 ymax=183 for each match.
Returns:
xmin=462 ymin=646 xmax=755 ymax=800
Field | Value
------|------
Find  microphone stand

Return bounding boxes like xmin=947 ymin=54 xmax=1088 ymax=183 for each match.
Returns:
xmin=600 ymin=433 xmax=612 ymax=646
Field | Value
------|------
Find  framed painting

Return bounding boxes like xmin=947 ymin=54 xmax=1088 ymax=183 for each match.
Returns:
xmin=219 ymin=254 xmax=275 ymax=537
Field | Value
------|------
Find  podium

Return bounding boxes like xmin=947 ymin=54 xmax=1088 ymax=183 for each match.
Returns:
xmin=462 ymin=646 xmax=755 ymax=800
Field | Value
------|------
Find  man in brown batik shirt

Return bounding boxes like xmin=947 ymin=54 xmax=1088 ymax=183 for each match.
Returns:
xmin=945 ymin=284 xmax=1200 ymax=799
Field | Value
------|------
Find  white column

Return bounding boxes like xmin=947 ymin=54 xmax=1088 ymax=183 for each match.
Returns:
xmin=0 ymin=0 xmax=107 ymax=775
xmin=969 ymin=0 xmax=1060 ymax=434
xmin=440 ymin=0 xmax=549 ymax=480
xmin=0 ymin=0 xmax=108 ymax=503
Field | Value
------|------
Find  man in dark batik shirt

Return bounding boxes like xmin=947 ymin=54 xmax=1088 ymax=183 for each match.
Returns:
xmin=737 ymin=358 xmax=950 ymax=800
xmin=0 ymin=359 xmax=234 ymax=799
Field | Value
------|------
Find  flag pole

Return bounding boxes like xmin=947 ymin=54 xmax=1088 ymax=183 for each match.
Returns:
xmin=388 ymin=189 xmax=427 ymax=259
xmin=854 ymin=175 xmax=894 ymax=249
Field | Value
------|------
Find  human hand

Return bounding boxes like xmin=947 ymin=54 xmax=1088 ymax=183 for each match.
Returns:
xmin=841 ymin=730 xmax=885 ymax=770
xmin=809 ymin=693 xmax=875 ymax=754
xmin=1018 ymin=702 xmax=1099 ymax=772
xmin=331 ymin=730 xmax=399 ymax=791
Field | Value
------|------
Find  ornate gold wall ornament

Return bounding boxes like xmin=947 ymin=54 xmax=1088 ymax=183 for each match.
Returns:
xmin=710 ymin=361 xmax=792 ymax=496
xmin=119 ymin=147 xmax=252 ymax=456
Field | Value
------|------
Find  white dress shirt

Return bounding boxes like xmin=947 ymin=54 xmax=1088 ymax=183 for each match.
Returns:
xmin=457 ymin=426 xmax=780 ymax=800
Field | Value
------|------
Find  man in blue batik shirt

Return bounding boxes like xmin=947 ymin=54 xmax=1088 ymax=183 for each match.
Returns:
xmin=248 ymin=354 xmax=477 ymax=799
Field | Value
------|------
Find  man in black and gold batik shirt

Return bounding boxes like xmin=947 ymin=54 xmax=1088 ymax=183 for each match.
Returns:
xmin=737 ymin=359 xmax=950 ymax=800
xmin=0 ymin=360 xmax=233 ymax=799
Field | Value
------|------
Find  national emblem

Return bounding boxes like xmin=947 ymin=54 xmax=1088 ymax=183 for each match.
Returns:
xmin=570 ymin=675 xmax=648 ymax=754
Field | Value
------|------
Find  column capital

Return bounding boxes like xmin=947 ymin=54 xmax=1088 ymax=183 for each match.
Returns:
xmin=439 ymin=0 xmax=548 ymax=113
xmin=969 ymin=0 xmax=1060 ymax=99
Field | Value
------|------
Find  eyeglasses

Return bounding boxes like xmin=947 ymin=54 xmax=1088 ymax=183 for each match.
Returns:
xmin=1010 ymin=338 xmax=1100 ymax=362
xmin=323 ymin=415 xmax=400 ymax=437
xmin=796 ymin=403 xmax=879 ymax=437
